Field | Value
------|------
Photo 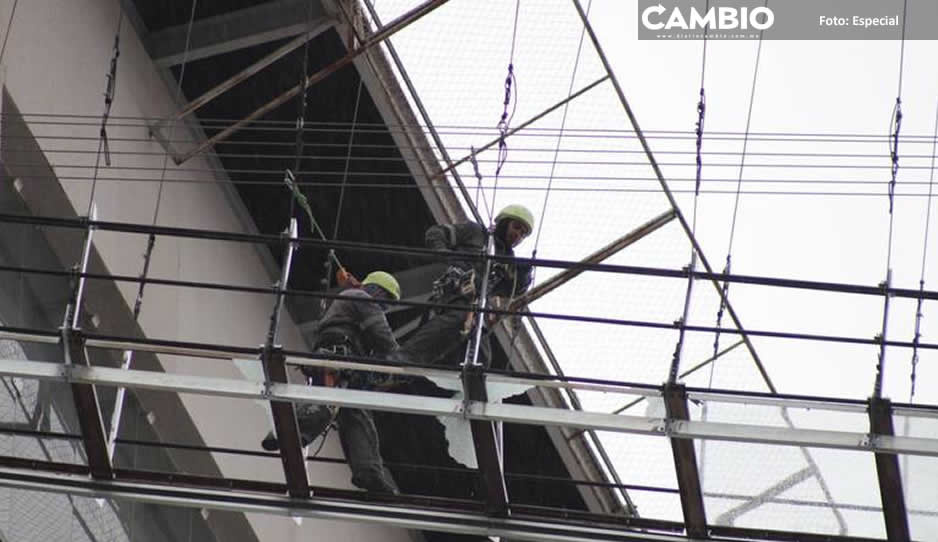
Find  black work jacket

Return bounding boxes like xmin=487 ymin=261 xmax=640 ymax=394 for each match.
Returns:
xmin=425 ymin=222 xmax=533 ymax=299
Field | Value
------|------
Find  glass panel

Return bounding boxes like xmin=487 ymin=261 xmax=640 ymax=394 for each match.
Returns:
xmin=897 ymin=413 xmax=938 ymax=541
xmin=692 ymin=400 xmax=887 ymax=537
xmin=598 ymin=431 xmax=682 ymax=522
xmin=0 ymin=338 xmax=86 ymax=467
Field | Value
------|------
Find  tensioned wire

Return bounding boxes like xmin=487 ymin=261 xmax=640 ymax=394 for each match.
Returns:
xmin=12 ymin=111 xmax=938 ymax=135
xmin=12 ymin=158 xmax=938 ymax=172
xmin=15 ymin=176 xmax=938 ymax=198
xmin=84 ymin=10 xmax=124 ymax=218
xmin=12 ymin=113 xmax=938 ymax=139
xmin=532 ymin=0 xmax=591 ymax=259
xmin=132 ymin=0 xmax=199 ymax=321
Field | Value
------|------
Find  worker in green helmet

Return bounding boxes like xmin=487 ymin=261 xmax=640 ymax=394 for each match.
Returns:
xmin=262 ymin=270 xmax=401 ymax=495
xmin=395 ymin=204 xmax=535 ymax=368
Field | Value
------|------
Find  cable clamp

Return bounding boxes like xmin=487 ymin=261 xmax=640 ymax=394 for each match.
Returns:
xmin=261 ymin=380 xmax=274 ymax=400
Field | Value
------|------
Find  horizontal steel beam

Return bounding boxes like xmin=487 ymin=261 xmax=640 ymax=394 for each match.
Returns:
xmin=3 ymin=325 xmax=938 ymax=420
xmin=0 ymin=467 xmax=702 ymax=542
xmin=147 ymin=0 xmax=333 ymax=67
xmin=2 ymin=359 xmax=938 ymax=457
xmin=5 ymin=211 xmax=938 ymax=302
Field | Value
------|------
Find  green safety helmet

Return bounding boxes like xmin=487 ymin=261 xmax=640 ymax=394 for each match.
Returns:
xmin=495 ymin=204 xmax=535 ymax=234
xmin=361 ymin=271 xmax=401 ymax=301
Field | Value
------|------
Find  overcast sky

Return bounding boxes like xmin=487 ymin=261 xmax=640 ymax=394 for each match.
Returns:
xmin=372 ymin=0 xmax=938 ymax=536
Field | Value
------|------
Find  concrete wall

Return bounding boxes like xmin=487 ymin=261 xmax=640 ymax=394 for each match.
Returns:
xmin=0 ymin=0 xmax=414 ymax=540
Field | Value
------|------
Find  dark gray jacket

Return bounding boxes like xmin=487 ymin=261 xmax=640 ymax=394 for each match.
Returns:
xmin=316 ymin=288 xmax=399 ymax=356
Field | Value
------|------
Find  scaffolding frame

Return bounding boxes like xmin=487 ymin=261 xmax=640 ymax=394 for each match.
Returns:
xmin=0 ymin=0 xmax=933 ymax=540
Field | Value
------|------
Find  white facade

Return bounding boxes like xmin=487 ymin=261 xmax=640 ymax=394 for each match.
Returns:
xmin=0 ymin=0 xmax=416 ymax=540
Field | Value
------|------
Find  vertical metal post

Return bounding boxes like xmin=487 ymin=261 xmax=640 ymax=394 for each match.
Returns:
xmin=266 ymin=219 xmax=298 ymax=349
xmin=669 ymin=253 xmax=697 ymax=384
xmin=106 ymin=350 xmax=132 ymax=460
xmin=261 ymin=218 xmax=310 ymax=498
xmin=62 ymin=204 xmax=113 ymax=479
xmin=874 ymin=270 xmax=893 ymax=399
xmin=459 ymin=229 xmax=509 ymax=515
xmin=868 ymin=397 xmax=910 ymax=541
xmin=70 ymin=205 xmax=97 ymax=329
xmin=463 ymin=231 xmax=494 ymax=369
xmin=663 ymin=383 xmax=708 ymax=538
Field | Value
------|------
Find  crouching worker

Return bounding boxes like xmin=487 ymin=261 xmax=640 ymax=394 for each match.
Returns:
xmin=395 ymin=204 xmax=535 ymax=368
xmin=262 ymin=271 xmax=402 ymax=495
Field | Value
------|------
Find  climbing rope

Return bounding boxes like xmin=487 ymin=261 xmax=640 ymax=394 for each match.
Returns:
xmin=85 ymin=11 xmax=123 ymax=218
xmin=331 ymin=79 xmax=364 ymax=242
xmin=288 ymin=1 xmax=313 ymax=224
xmin=279 ymin=2 xmax=361 ymax=297
xmin=108 ymin=0 xmax=197 ymax=463
xmin=532 ymin=0 xmax=592 ymax=280
xmin=711 ymin=18 xmax=763 ymax=366
xmin=491 ymin=0 xmax=521 ymax=216
xmin=469 ymin=145 xmax=494 ymax=220
xmin=909 ymin=101 xmax=937 ymax=402
xmin=875 ymin=0 xmax=908 ymax=400
xmin=133 ymin=0 xmax=198 ymax=321
xmin=670 ymin=0 xmax=708 ymax=384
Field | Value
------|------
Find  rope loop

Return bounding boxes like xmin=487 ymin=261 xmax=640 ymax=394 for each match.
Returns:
xmin=888 ymin=98 xmax=902 ymax=214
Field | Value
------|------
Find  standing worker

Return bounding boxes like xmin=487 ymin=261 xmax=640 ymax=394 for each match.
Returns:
xmin=262 ymin=271 xmax=402 ymax=495
xmin=396 ymin=204 xmax=535 ymax=368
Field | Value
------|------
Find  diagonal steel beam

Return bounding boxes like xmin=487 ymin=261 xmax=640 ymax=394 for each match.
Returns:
xmin=714 ymin=466 xmax=814 ymax=526
xmin=427 ymin=76 xmax=609 ymax=191
xmin=570 ymin=0 xmax=771 ymax=393
xmin=147 ymin=0 xmax=332 ymax=67
xmin=166 ymin=29 xmax=330 ymax=125
xmin=509 ymin=208 xmax=676 ymax=313
xmin=570 ymin=4 xmax=851 ymax=530
xmin=175 ymin=0 xmax=450 ymax=165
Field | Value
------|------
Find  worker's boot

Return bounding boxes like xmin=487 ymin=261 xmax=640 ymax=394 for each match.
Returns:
xmin=260 ymin=406 xmax=334 ymax=451
xmin=351 ymin=467 xmax=400 ymax=495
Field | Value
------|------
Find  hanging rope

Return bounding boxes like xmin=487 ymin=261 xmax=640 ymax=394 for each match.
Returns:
xmin=532 ymin=0 xmax=591 ymax=279
xmin=875 ymin=0 xmax=908 ymax=400
xmin=469 ymin=145 xmax=486 ymax=213
xmin=711 ymin=18 xmax=763 ymax=364
xmin=281 ymin=1 xmax=358 ymax=292
xmin=909 ymin=101 xmax=937 ymax=402
xmin=85 ymin=11 xmax=123 ymax=217
xmin=132 ymin=0 xmax=198 ymax=321
xmin=671 ymin=0 xmax=708 ymax=385
xmin=491 ymin=0 xmax=521 ymax=216
xmin=887 ymin=99 xmax=902 ymax=219
xmin=331 ymin=80 xmax=364 ymax=241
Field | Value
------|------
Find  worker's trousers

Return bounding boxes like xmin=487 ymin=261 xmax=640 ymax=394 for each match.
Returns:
xmin=396 ymin=300 xmax=491 ymax=368
xmin=296 ymin=403 xmax=396 ymax=489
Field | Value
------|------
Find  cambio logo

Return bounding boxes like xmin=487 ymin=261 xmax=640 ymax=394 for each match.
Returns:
xmin=642 ymin=3 xmax=775 ymax=31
